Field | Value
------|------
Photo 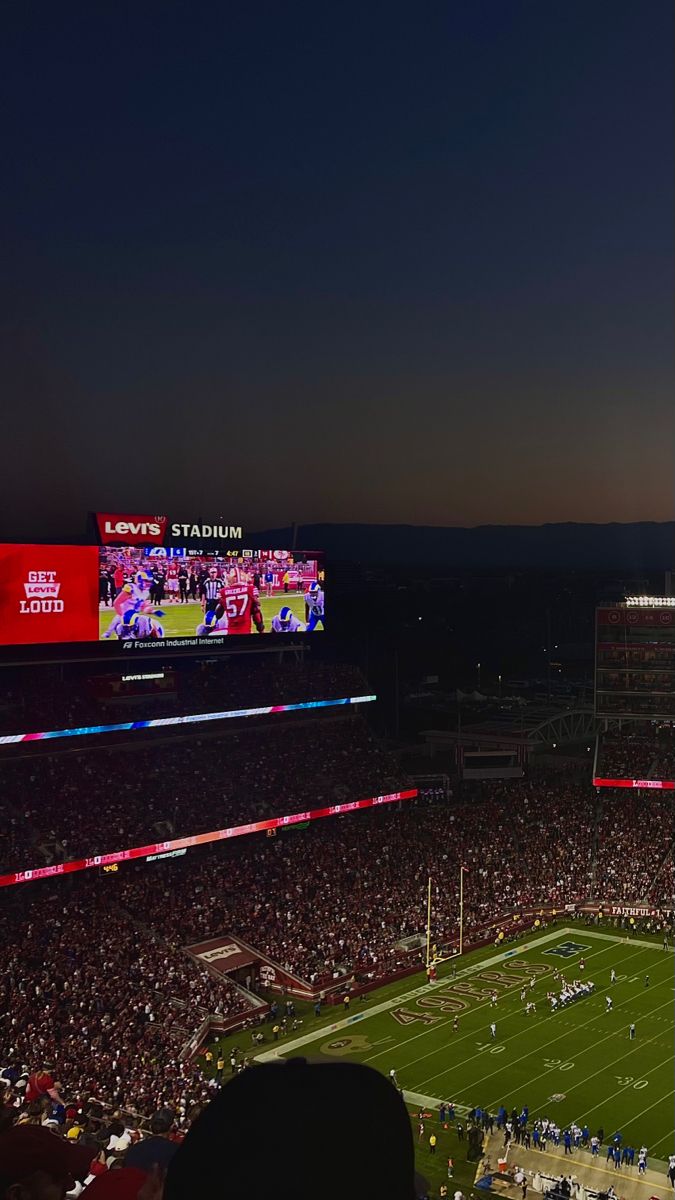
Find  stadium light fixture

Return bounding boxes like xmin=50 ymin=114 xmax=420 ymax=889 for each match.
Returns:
xmin=625 ymin=596 xmax=675 ymax=606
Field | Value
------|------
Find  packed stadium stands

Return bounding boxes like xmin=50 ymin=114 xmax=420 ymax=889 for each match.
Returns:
xmin=1 ymin=768 xmax=672 ymax=1136
xmin=0 ymin=717 xmax=405 ymax=871
xmin=594 ymin=790 xmax=675 ymax=902
xmin=0 ymin=660 xmax=368 ymax=735
xmin=596 ymin=723 xmax=675 ymax=781
xmin=0 ymin=897 xmax=251 ymax=1121
xmin=1 ymin=665 xmax=673 ymax=1191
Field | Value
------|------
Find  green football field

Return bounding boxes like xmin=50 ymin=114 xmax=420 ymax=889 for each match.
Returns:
xmin=263 ymin=928 xmax=674 ymax=1181
xmin=98 ymin=594 xmax=311 ymax=639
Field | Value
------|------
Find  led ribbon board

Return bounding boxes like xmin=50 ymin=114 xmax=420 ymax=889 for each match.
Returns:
xmin=0 ymin=789 xmax=418 ymax=888
xmin=0 ymin=694 xmax=377 ymax=745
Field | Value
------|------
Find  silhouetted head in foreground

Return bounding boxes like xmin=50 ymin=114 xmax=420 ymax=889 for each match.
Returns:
xmin=165 ymin=1058 xmax=416 ymax=1200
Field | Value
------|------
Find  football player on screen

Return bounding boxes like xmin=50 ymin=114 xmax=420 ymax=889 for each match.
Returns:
xmin=271 ymin=606 xmax=306 ymax=633
xmin=103 ymin=615 xmax=133 ymax=640
xmin=217 ymin=566 xmax=264 ymax=634
xmin=196 ymin=610 xmax=228 ymax=637
xmin=103 ymin=568 xmax=159 ymax=637
xmin=304 ymin=581 xmax=325 ymax=631
xmin=130 ymin=613 xmax=165 ymax=639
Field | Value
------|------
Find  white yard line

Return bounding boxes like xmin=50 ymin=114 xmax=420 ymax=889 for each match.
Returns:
xmin=403 ymin=1090 xmax=470 ymax=1116
xmin=365 ymin=932 xmax=627 ymax=1068
xmin=255 ymin=928 xmax=670 ymax=1073
xmin=479 ymin=993 xmax=675 ymax=1110
xmin=575 ymin=1068 xmax=675 ymax=1125
xmin=651 ymin=1123 xmax=675 ymax=1158
xmin=394 ymin=937 xmax=621 ymax=1077
xmin=255 ymin=926 xmax=568 ymax=1063
xmin=416 ymin=942 xmax=666 ymax=1092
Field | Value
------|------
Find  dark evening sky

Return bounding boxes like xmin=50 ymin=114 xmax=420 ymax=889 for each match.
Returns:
xmin=2 ymin=1 xmax=673 ymax=539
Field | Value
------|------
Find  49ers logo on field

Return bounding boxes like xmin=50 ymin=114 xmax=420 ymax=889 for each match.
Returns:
xmin=20 ymin=571 xmax=64 ymax=614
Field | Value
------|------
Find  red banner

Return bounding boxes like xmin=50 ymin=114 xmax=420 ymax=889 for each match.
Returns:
xmin=593 ymin=776 xmax=675 ymax=790
xmin=0 ymin=545 xmax=99 ymax=645
xmin=96 ymin=513 xmax=167 ymax=545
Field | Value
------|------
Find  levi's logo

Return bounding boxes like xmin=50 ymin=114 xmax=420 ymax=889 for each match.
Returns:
xmin=198 ymin=944 xmax=243 ymax=962
xmin=20 ymin=570 xmax=64 ymax=614
xmin=96 ymin=513 xmax=167 ymax=545
xmin=104 ymin=520 xmax=161 ymax=536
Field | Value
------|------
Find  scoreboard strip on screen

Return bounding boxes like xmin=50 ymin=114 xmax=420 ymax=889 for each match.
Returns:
xmin=0 ymin=544 xmax=325 ymax=657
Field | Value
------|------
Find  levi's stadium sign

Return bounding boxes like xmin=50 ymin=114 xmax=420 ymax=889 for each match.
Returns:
xmin=95 ymin=513 xmax=242 ymax=546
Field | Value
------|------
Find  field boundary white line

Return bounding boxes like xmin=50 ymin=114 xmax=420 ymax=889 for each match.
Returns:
xmin=255 ymin=927 xmax=660 ymax=1065
xmin=255 ymin=927 xmax=571 ymax=1062
xmin=416 ymin=941 xmax=669 ymax=1092
xmin=574 ymin=930 xmax=674 ymax=952
xmin=403 ymin=1091 xmax=470 ymax=1117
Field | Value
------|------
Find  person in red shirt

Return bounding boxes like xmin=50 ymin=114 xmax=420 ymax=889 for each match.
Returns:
xmin=217 ymin=569 xmax=263 ymax=635
xmin=25 ymin=1067 xmax=63 ymax=1106
xmin=166 ymin=564 xmax=180 ymax=603
xmin=113 ymin=565 xmax=125 ymax=597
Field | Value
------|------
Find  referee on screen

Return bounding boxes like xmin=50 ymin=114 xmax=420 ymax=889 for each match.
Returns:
xmin=201 ymin=567 xmax=224 ymax=614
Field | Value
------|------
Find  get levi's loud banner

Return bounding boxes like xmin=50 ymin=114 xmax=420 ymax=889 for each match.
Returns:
xmin=0 ymin=545 xmax=99 ymax=644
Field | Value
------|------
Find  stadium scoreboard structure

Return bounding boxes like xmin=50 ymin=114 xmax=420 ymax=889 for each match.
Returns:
xmin=595 ymin=598 xmax=675 ymax=720
xmin=0 ymin=512 xmax=325 ymax=661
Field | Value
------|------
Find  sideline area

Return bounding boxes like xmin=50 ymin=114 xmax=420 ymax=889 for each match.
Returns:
xmin=479 ymin=1131 xmax=674 ymax=1200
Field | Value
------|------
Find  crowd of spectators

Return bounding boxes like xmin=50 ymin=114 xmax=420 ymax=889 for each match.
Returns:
xmin=0 ymin=659 xmax=368 ymax=735
xmin=0 ymin=775 xmax=627 ymax=1109
xmin=597 ymin=724 xmax=675 ymax=781
xmin=594 ymin=790 xmax=675 ymax=903
xmin=0 ymin=767 xmax=672 ymax=1186
xmin=0 ymin=718 xmax=406 ymax=872
xmin=0 ymin=1059 xmax=416 ymax=1200
xmin=108 ymin=777 xmax=597 ymax=987
xmin=0 ymin=893 xmax=252 ymax=1121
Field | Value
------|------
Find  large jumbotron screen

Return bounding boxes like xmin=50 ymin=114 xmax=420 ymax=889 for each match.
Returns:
xmin=0 ymin=543 xmax=324 ymax=654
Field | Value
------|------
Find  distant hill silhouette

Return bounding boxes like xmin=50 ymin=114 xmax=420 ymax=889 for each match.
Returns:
xmin=253 ymin=521 xmax=674 ymax=570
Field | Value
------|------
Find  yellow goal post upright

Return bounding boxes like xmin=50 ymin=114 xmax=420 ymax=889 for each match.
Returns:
xmin=425 ymin=865 xmax=468 ymax=974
